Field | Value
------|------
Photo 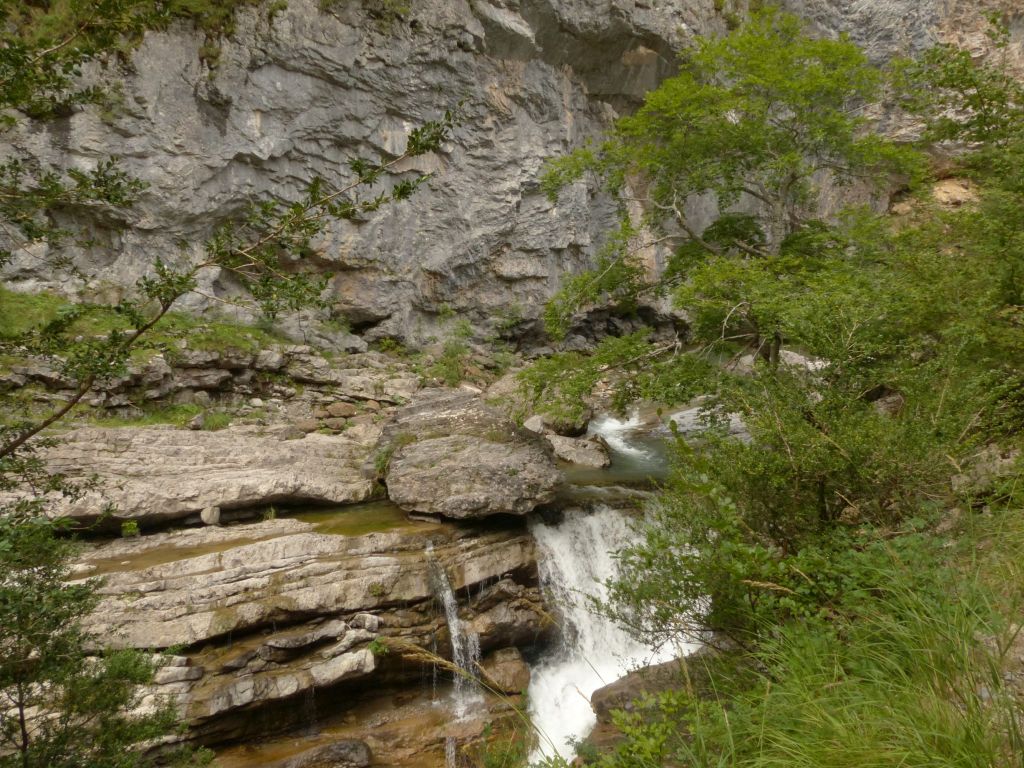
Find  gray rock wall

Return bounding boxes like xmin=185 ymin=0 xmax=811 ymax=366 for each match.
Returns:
xmin=3 ymin=0 xmax=1010 ymax=346
xmin=1 ymin=0 xmax=721 ymax=344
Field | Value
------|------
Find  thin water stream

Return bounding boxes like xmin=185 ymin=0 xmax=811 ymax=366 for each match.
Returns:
xmin=427 ymin=543 xmax=483 ymax=719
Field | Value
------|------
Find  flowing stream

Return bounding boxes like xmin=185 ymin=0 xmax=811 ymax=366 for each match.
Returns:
xmin=526 ymin=411 xmax=699 ymax=760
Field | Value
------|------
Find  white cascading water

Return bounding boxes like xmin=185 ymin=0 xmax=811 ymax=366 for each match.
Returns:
xmin=587 ymin=410 xmax=649 ymax=458
xmin=526 ymin=506 xmax=696 ymax=760
xmin=427 ymin=544 xmax=482 ymax=718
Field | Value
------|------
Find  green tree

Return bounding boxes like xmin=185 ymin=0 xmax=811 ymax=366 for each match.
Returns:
xmin=531 ymin=9 xmax=1023 ymax=642
xmin=532 ymin=12 xmax=1024 ymax=768
xmin=0 ymin=2 xmax=453 ymax=764
xmin=540 ymin=7 xmax=919 ymax=341
xmin=0 ymin=512 xmax=208 ymax=768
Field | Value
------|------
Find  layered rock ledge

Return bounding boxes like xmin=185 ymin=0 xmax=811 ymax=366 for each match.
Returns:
xmin=41 ymin=425 xmax=378 ymax=527
xmin=76 ymin=515 xmax=549 ymax=744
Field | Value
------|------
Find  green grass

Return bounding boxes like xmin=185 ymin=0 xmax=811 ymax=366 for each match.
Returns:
xmin=165 ymin=0 xmax=261 ymax=36
xmin=84 ymin=403 xmax=203 ymax=428
xmin=84 ymin=405 xmax=238 ymax=430
xmin=0 ymin=286 xmax=289 ymax=355
xmin=200 ymin=411 xmax=232 ymax=431
xmin=586 ymin=514 xmax=1024 ymax=768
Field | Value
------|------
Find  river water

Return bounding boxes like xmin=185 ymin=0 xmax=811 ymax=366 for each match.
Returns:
xmin=526 ymin=411 xmax=699 ymax=760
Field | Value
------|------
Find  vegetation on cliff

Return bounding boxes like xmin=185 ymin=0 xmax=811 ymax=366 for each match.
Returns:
xmin=531 ymin=8 xmax=1024 ymax=766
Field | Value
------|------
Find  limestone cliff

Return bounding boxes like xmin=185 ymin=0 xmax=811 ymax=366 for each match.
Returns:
xmin=1 ymin=0 xmax=1017 ymax=347
xmin=0 ymin=0 xmax=720 ymax=345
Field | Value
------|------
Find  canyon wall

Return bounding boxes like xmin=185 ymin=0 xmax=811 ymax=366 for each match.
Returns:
xmin=2 ymin=0 xmax=1018 ymax=348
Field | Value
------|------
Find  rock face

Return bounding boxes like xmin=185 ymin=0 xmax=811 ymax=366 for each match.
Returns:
xmin=2 ymin=0 xmax=1007 ymax=348
xmin=271 ymin=740 xmax=372 ymax=768
xmin=77 ymin=515 xmax=550 ymax=744
xmin=782 ymin=0 xmax=1022 ymax=69
xmin=380 ymin=389 xmax=561 ymax=518
xmin=0 ymin=0 xmax=719 ymax=344
xmin=40 ymin=426 xmax=378 ymax=527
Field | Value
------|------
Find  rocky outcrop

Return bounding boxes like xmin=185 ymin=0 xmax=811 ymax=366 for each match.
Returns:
xmin=76 ymin=514 xmax=549 ymax=744
xmin=379 ymin=389 xmax=561 ymax=518
xmin=586 ymin=649 xmax=718 ymax=751
xmin=83 ymin=522 xmax=537 ymax=649
xmin=2 ymin=344 xmax=419 ymax=413
xmin=270 ymin=741 xmax=372 ymax=768
xmin=39 ymin=425 xmax=378 ymax=527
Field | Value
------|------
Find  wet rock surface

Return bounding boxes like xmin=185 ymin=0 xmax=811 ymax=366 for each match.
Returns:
xmin=73 ymin=505 xmax=548 ymax=746
xmin=480 ymin=647 xmax=531 ymax=694
xmin=270 ymin=740 xmax=372 ymax=768
xmin=85 ymin=523 xmax=538 ymax=650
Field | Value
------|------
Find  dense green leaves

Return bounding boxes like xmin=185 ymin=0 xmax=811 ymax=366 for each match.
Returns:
xmin=529 ymin=12 xmax=1024 ymax=767
xmin=539 ymin=9 xmax=920 ymax=340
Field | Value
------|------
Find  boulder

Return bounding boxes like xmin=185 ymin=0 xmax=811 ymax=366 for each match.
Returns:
xmin=587 ymin=648 xmax=718 ymax=751
xmin=272 ymin=740 xmax=372 ymax=768
xmin=380 ymin=390 xmax=560 ymax=519
xmin=34 ymin=426 xmax=377 ymax=527
xmin=541 ymin=408 xmax=593 ymax=437
xmin=387 ymin=435 xmax=558 ymax=518
xmin=200 ymin=506 xmax=221 ymax=526
xmin=479 ymin=647 xmax=531 ymax=694
xmin=666 ymin=398 xmax=748 ymax=440
xmin=327 ymin=402 xmax=360 ymax=418
xmin=545 ymin=435 xmax=610 ymax=468
xmin=522 ymin=415 xmax=545 ymax=433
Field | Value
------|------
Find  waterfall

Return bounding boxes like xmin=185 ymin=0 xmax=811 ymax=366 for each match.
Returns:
xmin=527 ymin=506 xmax=696 ymax=760
xmin=427 ymin=544 xmax=482 ymax=718
xmin=588 ymin=410 xmax=649 ymax=458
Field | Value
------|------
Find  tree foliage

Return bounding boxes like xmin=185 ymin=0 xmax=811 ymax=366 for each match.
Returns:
xmin=540 ymin=8 xmax=919 ymax=339
xmin=529 ymin=11 xmax=1024 ymax=764
xmin=526 ymin=12 xmax=1024 ymax=768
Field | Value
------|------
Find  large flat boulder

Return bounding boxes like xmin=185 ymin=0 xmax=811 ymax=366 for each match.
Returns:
xmin=387 ymin=434 xmax=559 ymax=518
xmin=380 ymin=389 xmax=560 ymax=519
xmin=38 ymin=426 xmax=377 ymax=526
